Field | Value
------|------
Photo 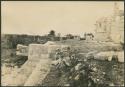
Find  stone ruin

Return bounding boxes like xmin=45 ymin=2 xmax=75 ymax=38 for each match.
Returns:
xmin=16 ymin=44 xmax=28 ymax=56
xmin=2 ymin=41 xmax=124 ymax=86
xmin=2 ymin=41 xmax=70 ymax=86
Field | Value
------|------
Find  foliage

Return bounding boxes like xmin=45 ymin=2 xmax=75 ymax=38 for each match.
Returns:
xmin=66 ymin=34 xmax=74 ymax=39
xmin=53 ymin=47 xmax=124 ymax=86
xmin=48 ymin=30 xmax=55 ymax=37
xmin=2 ymin=34 xmax=48 ymax=49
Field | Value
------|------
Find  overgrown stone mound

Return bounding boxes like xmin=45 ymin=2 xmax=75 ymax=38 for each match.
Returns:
xmin=42 ymin=46 xmax=124 ymax=86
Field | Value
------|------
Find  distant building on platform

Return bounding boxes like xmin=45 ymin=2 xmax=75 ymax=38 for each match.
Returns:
xmin=94 ymin=2 xmax=124 ymax=44
xmin=74 ymin=35 xmax=80 ymax=40
xmin=84 ymin=33 xmax=94 ymax=41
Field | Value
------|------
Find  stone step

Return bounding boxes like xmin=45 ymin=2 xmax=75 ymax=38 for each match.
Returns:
xmin=24 ymin=58 xmax=51 ymax=86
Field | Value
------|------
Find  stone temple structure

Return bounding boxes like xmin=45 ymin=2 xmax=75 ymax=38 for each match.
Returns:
xmin=94 ymin=2 xmax=124 ymax=43
xmin=2 ymin=41 xmax=70 ymax=86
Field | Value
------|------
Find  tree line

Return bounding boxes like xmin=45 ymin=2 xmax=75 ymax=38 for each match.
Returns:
xmin=2 ymin=30 xmax=94 ymax=49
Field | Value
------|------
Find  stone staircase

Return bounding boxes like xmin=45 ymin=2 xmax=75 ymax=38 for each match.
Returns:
xmin=2 ymin=43 xmax=62 ymax=86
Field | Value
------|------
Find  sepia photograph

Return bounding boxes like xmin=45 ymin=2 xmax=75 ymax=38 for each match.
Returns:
xmin=1 ymin=1 xmax=124 ymax=86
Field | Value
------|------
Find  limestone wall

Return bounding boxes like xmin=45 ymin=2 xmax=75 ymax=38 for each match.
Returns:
xmin=24 ymin=58 xmax=51 ymax=86
xmin=16 ymin=44 xmax=28 ymax=56
xmin=110 ymin=19 xmax=124 ymax=43
xmin=2 ymin=42 xmax=69 ymax=86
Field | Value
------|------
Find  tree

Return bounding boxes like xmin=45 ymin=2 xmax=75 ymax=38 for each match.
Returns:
xmin=49 ymin=30 xmax=55 ymax=37
xmin=66 ymin=34 xmax=74 ymax=39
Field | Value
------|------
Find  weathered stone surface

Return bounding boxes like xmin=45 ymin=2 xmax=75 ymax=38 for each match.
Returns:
xmin=28 ymin=44 xmax=48 ymax=58
xmin=16 ymin=44 xmax=28 ymax=56
xmin=117 ymin=51 xmax=124 ymax=62
xmin=44 ymin=41 xmax=56 ymax=45
xmin=94 ymin=51 xmax=124 ymax=62
xmin=28 ymin=43 xmax=62 ymax=58
xmin=2 ymin=42 xmax=69 ymax=86
xmin=94 ymin=51 xmax=114 ymax=60
xmin=24 ymin=58 xmax=51 ymax=86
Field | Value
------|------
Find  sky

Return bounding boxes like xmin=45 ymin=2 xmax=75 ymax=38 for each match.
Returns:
xmin=1 ymin=1 xmax=124 ymax=36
